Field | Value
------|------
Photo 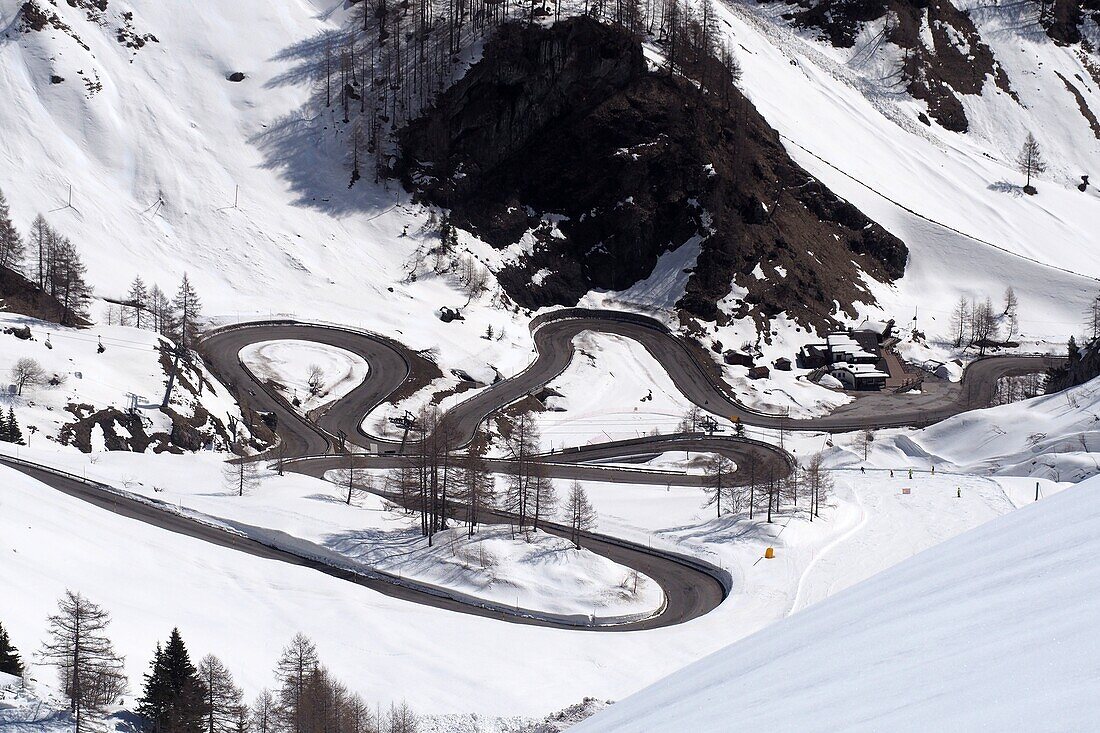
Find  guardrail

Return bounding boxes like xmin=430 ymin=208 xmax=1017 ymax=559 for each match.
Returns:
xmin=0 ymin=453 xmax=669 ymax=629
xmin=299 ymin=458 xmax=735 ymax=597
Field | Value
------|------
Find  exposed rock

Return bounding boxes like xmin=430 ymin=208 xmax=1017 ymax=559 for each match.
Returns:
xmin=227 ymin=71 xmax=246 ymax=82
xmin=50 ymin=75 xmax=64 ymax=84
xmin=397 ymin=18 xmax=906 ymax=333
xmin=0 ymin=265 xmax=89 ymax=325
xmin=1055 ymin=71 xmax=1100 ymax=140
xmin=1047 ymin=337 xmax=1100 ymax=392
xmin=1044 ymin=0 xmax=1100 ymax=45
xmin=761 ymin=0 xmax=1016 ymax=132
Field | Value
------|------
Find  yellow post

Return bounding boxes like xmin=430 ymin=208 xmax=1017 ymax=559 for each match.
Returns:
xmin=764 ymin=547 xmax=775 ymax=559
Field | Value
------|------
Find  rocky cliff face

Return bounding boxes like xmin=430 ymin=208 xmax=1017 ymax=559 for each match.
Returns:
xmin=1046 ymin=337 xmax=1100 ymax=393
xmin=396 ymin=18 xmax=907 ymax=333
xmin=766 ymin=0 xmax=1016 ymax=132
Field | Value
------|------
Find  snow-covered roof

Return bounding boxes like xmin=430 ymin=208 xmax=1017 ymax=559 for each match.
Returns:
xmin=859 ymin=320 xmax=892 ymax=336
xmin=832 ymin=363 xmax=888 ymax=379
xmin=826 ymin=334 xmax=877 ymax=361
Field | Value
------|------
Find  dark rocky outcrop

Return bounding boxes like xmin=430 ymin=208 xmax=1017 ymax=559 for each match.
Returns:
xmin=761 ymin=0 xmax=1014 ymax=132
xmin=397 ymin=18 xmax=906 ymax=333
xmin=0 ymin=266 xmax=88 ymax=326
xmin=1046 ymin=337 xmax=1100 ymax=393
xmin=1044 ymin=0 xmax=1100 ymax=46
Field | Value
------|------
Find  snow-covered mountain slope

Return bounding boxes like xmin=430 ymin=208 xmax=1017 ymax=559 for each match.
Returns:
xmin=712 ymin=0 xmax=1100 ymax=340
xmin=0 ymin=0 xmax=531 ymax=375
xmin=573 ymin=474 xmax=1100 ymax=732
xmin=0 ymin=312 xmax=252 ymax=451
xmin=0 ymin=0 xmax=1096 ymax=365
xmin=871 ymin=375 xmax=1100 ymax=481
xmin=0 ymin=447 xmax=1031 ymax=718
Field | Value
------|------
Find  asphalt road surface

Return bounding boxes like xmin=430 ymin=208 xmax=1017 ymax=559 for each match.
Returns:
xmin=6 ymin=309 xmax=1055 ymax=630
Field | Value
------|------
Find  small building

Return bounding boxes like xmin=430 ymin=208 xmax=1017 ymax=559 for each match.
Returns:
xmin=828 ymin=362 xmax=889 ymax=391
xmin=748 ymin=365 xmax=771 ymax=380
xmin=802 ymin=333 xmax=876 ymax=367
xmin=801 ymin=326 xmax=888 ymax=389
xmin=773 ymin=357 xmax=792 ymax=371
xmin=723 ymin=349 xmax=754 ymax=367
xmin=857 ymin=319 xmax=895 ymax=342
xmin=824 ymin=333 xmax=879 ymax=364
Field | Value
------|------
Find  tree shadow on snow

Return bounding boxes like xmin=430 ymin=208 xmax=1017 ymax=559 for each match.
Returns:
xmin=250 ymin=28 xmax=409 ymax=217
xmin=988 ymin=180 xmax=1025 ymax=197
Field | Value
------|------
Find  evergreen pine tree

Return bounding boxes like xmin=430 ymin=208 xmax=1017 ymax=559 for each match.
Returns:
xmin=0 ymin=410 xmax=10 ymax=443
xmin=0 ymin=621 xmax=24 ymax=677
xmin=138 ymin=643 xmax=169 ymax=729
xmin=126 ymin=276 xmax=149 ymax=330
xmin=7 ymin=408 xmax=23 ymax=445
xmin=138 ymin=629 xmax=206 ymax=733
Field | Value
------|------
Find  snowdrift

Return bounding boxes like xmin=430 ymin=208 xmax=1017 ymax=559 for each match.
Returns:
xmin=881 ymin=375 xmax=1100 ymax=481
xmin=574 ymin=474 xmax=1100 ymax=732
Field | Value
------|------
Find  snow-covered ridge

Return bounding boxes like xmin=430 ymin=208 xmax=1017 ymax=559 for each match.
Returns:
xmin=872 ymin=375 xmax=1100 ymax=482
xmin=574 ymin=474 xmax=1100 ymax=732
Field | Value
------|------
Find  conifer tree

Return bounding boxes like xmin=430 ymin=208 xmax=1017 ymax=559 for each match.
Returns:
xmin=149 ymin=284 xmax=173 ymax=337
xmin=197 ymin=655 xmax=243 ymax=733
xmin=30 ymin=214 xmax=50 ymax=290
xmin=274 ymin=633 xmax=318 ymax=733
xmin=53 ymin=237 xmax=92 ymax=326
xmin=1017 ymin=132 xmax=1047 ymax=191
xmin=138 ymin=629 xmax=206 ymax=733
xmin=172 ymin=274 xmax=202 ymax=348
xmin=7 ymin=408 xmax=24 ymax=445
xmin=0 ymin=621 xmax=24 ymax=677
xmin=0 ymin=188 xmax=24 ymax=274
xmin=127 ymin=276 xmax=149 ymax=329
xmin=40 ymin=590 xmax=127 ymax=732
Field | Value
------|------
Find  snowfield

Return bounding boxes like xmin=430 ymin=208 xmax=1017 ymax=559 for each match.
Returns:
xmin=0 ymin=447 xmax=661 ymax=623
xmin=239 ymin=339 xmax=369 ymax=416
xmin=0 ymin=312 xmax=244 ymax=450
xmin=573 ymin=474 xmax=1100 ymax=732
xmin=836 ymin=376 xmax=1100 ymax=483
xmin=0 ymin=443 xmax=1044 ymax=719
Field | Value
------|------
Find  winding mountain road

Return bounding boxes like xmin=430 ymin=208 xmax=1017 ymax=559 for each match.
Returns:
xmin=3 ymin=307 xmax=1056 ymax=631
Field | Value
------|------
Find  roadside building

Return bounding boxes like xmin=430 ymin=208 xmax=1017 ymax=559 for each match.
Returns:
xmin=828 ymin=362 xmax=889 ymax=390
xmin=800 ymin=325 xmax=894 ymax=391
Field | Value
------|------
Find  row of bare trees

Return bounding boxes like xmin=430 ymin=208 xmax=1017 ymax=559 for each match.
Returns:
xmin=948 ymin=286 xmax=1020 ymax=355
xmin=118 ymin=274 xmax=204 ymax=349
xmin=18 ymin=591 xmax=419 ymax=733
xmin=700 ymin=447 xmax=832 ymax=524
xmin=376 ymin=406 xmax=598 ymax=546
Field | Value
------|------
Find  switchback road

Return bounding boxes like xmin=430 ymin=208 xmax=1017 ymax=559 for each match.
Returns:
xmin=4 ymin=308 xmax=1055 ymax=631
